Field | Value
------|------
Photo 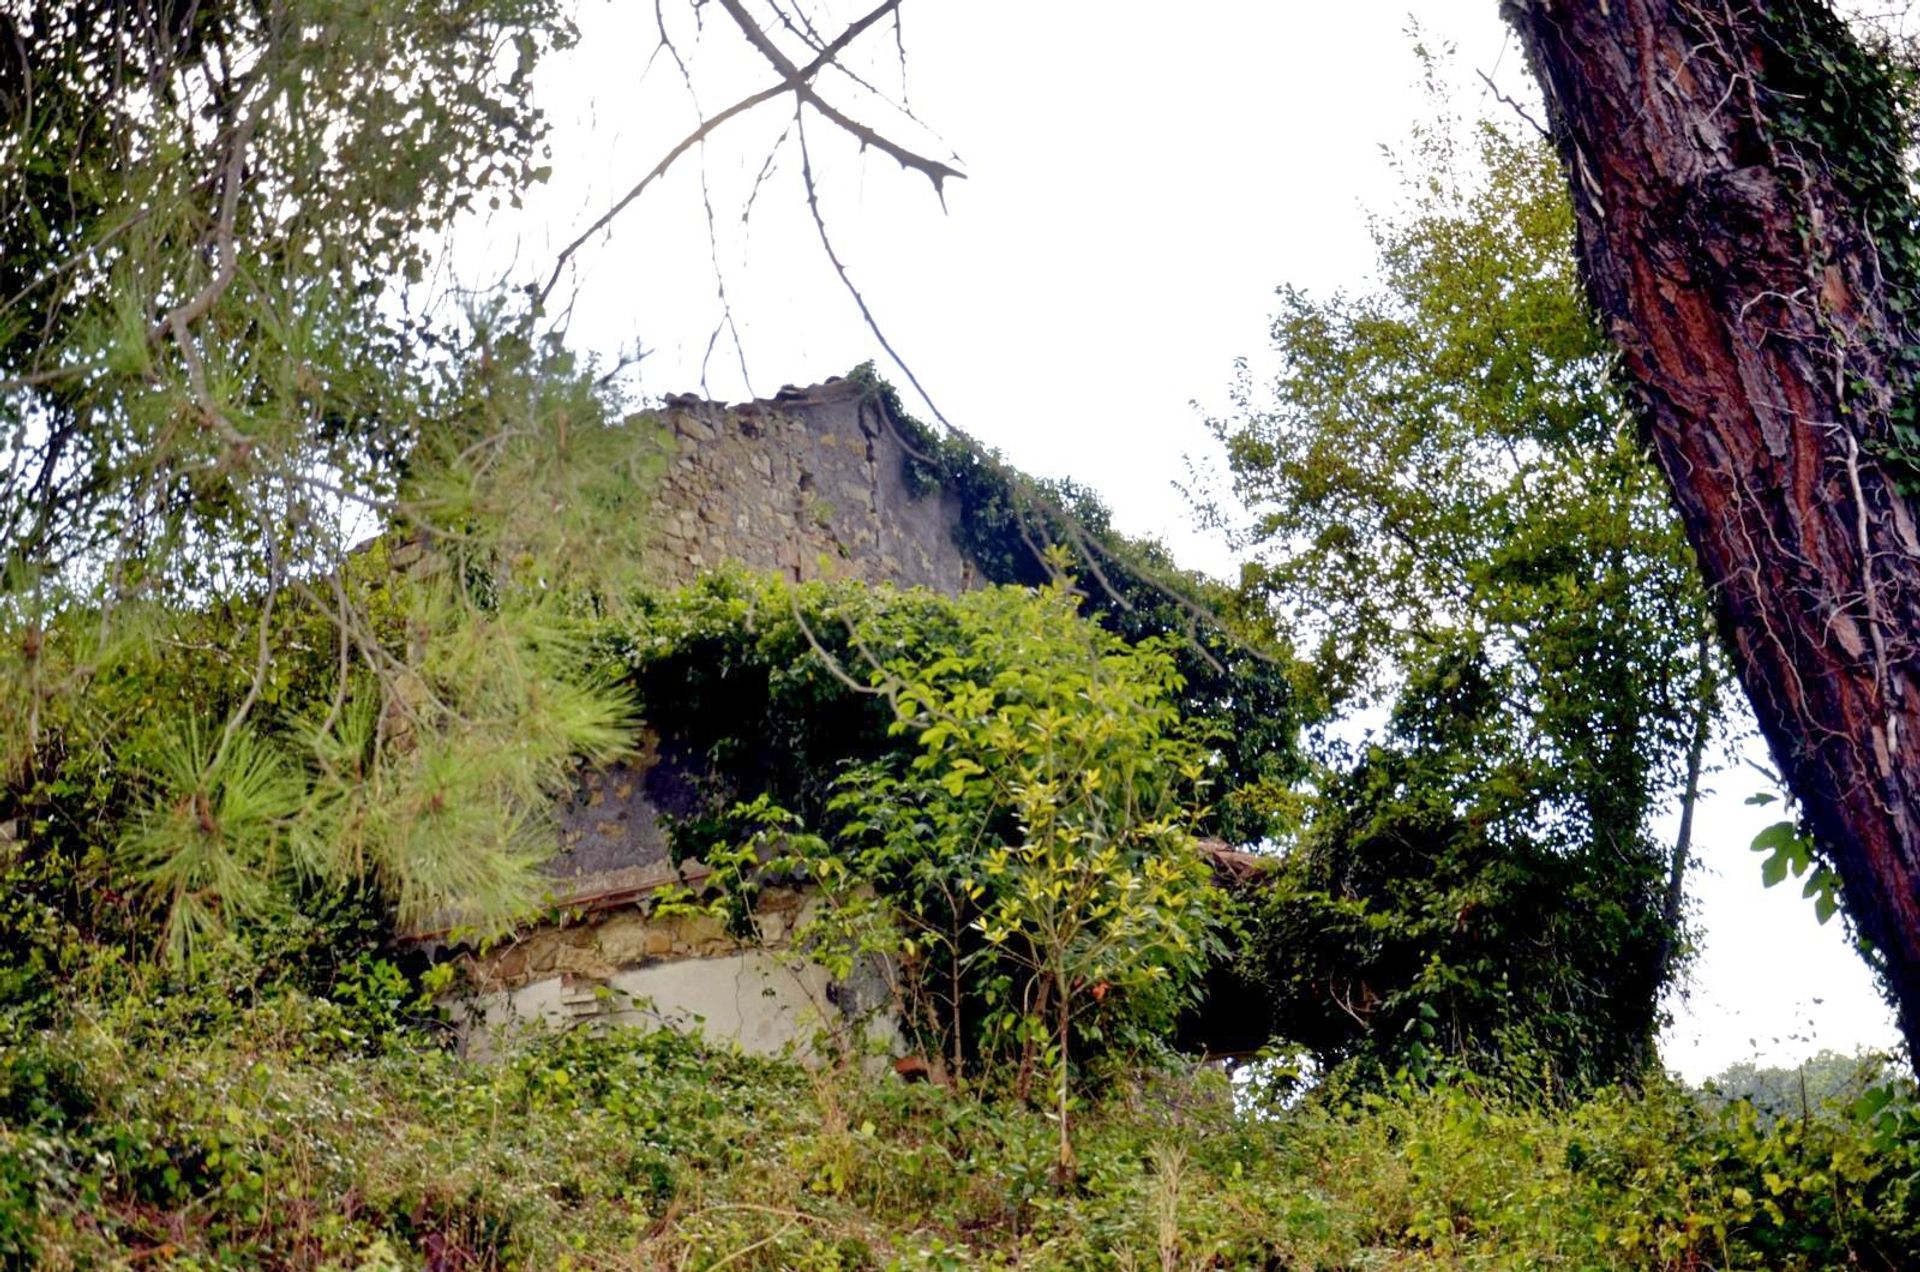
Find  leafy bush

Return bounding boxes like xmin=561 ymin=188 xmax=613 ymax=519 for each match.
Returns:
xmin=1 ymin=986 xmax=805 ymax=1269
xmin=859 ymin=364 xmax=1318 ymax=846
xmin=1240 ymin=642 xmax=1679 ymax=1094
xmin=645 ymin=571 xmax=1223 ymax=1171
xmin=4 ymin=986 xmax=1917 ymax=1269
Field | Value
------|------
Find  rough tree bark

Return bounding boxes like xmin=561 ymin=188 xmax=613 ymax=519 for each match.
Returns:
xmin=1501 ymin=0 xmax=1920 ymax=1059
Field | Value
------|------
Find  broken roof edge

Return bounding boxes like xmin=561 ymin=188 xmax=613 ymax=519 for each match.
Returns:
xmin=657 ymin=374 xmax=867 ymax=413
xmin=403 ymin=857 xmax=716 ymax=953
xmin=406 ymin=838 xmax=1277 ymax=953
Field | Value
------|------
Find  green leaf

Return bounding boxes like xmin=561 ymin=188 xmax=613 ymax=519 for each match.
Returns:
xmin=1814 ymin=890 xmax=1840 ymax=926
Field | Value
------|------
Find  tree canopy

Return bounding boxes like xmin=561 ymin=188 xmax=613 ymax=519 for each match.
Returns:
xmin=1505 ymin=0 xmax=1920 ymax=1063
xmin=1 ymin=1 xmax=663 ymax=958
xmin=1205 ymin=108 xmax=1729 ymax=1086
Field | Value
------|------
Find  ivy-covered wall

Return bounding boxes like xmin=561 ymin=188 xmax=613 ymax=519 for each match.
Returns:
xmin=428 ymin=373 xmax=1311 ymax=1062
xmin=436 ymin=370 xmax=1307 ymax=919
xmin=504 ymin=377 xmax=986 ymax=917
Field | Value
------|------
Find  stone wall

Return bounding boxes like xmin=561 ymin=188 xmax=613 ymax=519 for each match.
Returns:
xmin=508 ymin=378 xmax=980 ymax=916
xmin=472 ymin=881 xmax=807 ymax=991
xmin=642 ymin=378 xmax=976 ymax=593
xmin=452 ymin=883 xmax=899 ymax=1060
xmin=442 ymin=377 xmax=980 ymax=1058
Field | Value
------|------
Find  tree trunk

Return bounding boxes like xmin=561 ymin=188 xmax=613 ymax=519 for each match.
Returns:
xmin=1055 ymin=966 xmax=1075 ymax=1186
xmin=1502 ymin=0 xmax=1920 ymax=1060
xmin=1653 ymin=628 xmax=1716 ymax=990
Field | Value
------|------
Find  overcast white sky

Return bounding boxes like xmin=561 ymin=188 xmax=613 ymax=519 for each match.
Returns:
xmin=453 ymin=0 xmax=1901 ymax=1081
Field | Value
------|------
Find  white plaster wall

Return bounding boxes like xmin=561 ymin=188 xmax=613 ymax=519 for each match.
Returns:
xmin=609 ymin=951 xmax=836 ymax=1054
xmin=457 ymin=949 xmax=900 ymax=1060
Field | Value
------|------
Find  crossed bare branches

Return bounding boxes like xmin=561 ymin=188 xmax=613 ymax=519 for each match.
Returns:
xmin=535 ymin=0 xmax=960 ymax=310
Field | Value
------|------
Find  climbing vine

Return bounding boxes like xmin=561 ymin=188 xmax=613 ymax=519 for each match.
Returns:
xmin=847 ymin=364 xmax=1317 ymax=843
xmin=1752 ymin=3 xmax=1920 ymax=474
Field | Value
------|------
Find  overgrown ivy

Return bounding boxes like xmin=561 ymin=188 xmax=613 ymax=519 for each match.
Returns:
xmin=1244 ymin=642 xmax=1674 ymax=1096
xmin=849 ymin=364 xmax=1317 ymax=844
xmin=610 ymin=572 xmax=1226 ymax=1103
xmin=1752 ymin=3 xmax=1920 ymax=474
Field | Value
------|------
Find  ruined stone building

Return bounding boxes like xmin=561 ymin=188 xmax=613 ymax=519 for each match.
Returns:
xmin=422 ymin=375 xmax=1271 ymax=1060
xmin=434 ymin=377 xmax=987 ymax=1056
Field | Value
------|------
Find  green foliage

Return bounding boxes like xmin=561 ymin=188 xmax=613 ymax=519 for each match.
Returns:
xmin=0 ymin=988 xmax=804 ymax=1268
xmin=2 ymin=0 xmax=577 ymax=634
xmin=1749 ymin=795 xmax=1846 ymax=927
xmin=635 ymin=571 xmax=1221 ymax=1165
xmin=0 ymin=821 xmax=110 ymax=1030
xmin=859 ymin=366 xmax=1317 ymax=844
xmin=4 ymin=975 xmax=1920 ymax=1269
xmin=1245 ymin=643 xmax=1679 ymax=1093
xmin=835 ymin=570 xmax=1219 ymax=1169
xmin=7 ymin=442 xmax=651 ymax=963
xmin=120 ymin=721 xmax=309 ymax=963
xmin=613 ymin=570 xmax=918 ymax=824
xmin=1 ymin=6 xmax=666 ymax=962
xmin=1699 ymin=1049 xmax=1905 ymax=1126
xmin=1208 ymin=94 xmax=1727 ymax=1089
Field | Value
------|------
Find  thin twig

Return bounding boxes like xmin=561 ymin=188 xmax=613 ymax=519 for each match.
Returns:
xmin=537 ymin=0 xmax=917 ymax=308
xmin=1476 ymin=68 xmax=1549 ymax=139
xmin=211 ymin=490 xmax=283 ymax=772
xmin=795 ymin=114 xmax=954 ymax=433
xmin=790 ymin=590 xmax=890 ymax=698
xmin=151 ymin=78 xmax=268 ymax=343
xmin=715 ymin=0 xmax=961 ymax=202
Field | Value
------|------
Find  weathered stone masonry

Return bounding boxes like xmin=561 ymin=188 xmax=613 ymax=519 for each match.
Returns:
xmin=445 ymin=377 xmax=978 ymax=1056
xmin=523 ymin=376 xmax=981 ymax=918
xmin=644 ymin=378 xmax=975 ymax=593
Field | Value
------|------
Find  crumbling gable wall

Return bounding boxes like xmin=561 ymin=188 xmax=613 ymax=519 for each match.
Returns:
xmin=448 ymin=378 xmax=978 ymax=1057
xmin=643 ymin=378 xmax=976 ymax=594
xmin=523 ymin=378 xmax=979 ymax=915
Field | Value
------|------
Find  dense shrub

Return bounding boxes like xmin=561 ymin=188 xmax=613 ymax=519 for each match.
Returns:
xmin=3 ymin=976 xmax=1917 ymax=1270
xmin=619 ymin=574 xmax=1223 ymax=1060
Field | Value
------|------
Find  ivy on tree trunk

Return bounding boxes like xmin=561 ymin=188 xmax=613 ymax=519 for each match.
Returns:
xmin=1503 ymin=0 xmax=1920 ymax=1058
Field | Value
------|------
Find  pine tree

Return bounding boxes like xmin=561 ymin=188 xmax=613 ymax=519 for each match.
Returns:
xmin=0 ymin=2 xmax=658 ymax=954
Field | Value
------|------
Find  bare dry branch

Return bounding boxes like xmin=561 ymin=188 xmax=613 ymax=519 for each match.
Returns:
xmin=538 ymin=0 xmax=922 ymax=308
xmin=1476 ymin=68 xmax=1548 ymax=138
xmin=716 ymin=0 xmax=960 ymax=203
xmin=795 ymin=113 xmax=954 ymax=433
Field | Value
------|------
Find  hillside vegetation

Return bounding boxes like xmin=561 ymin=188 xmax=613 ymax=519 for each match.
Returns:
xmin=5 ymin=978 xmax=1920 ymax=1269
xmin=6 ymin=564 xmax=1917 ymax=1269
xmin=9 ymin=8 xmax=1920 ymax=1271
